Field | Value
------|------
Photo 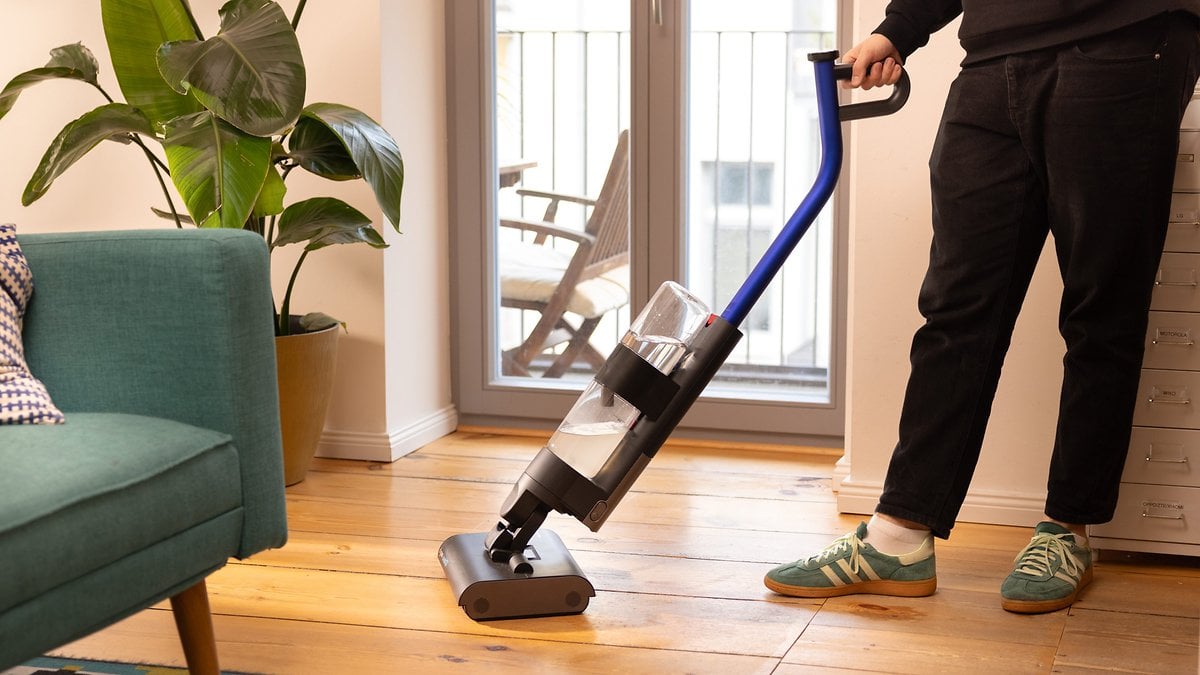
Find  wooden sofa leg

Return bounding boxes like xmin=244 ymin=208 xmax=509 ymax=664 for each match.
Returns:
xmin=169 ymin=579 xmax=220 ymax=675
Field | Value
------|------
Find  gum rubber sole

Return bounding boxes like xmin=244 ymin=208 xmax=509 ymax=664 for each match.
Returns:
xmin=763 ymin=575 xmax=937 ymax=599
xmin=1000 ymin=565 xmax=1093 ymax=614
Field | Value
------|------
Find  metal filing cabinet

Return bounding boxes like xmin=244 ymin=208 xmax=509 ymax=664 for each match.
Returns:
xmin=1089 ymin=92 xmax=1200 ymax=556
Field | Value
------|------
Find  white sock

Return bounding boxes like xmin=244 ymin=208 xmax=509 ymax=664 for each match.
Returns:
xmin=865 ymin=513 xmax=933 ymax=556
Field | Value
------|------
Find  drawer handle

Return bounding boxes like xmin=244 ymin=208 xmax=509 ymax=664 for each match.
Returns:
xmin=1151 ymin=338 xmax=1195 ymax=346
xmin=1154 ymin=280 xmax=1199 ymax=287
xmin=1141 ymin=510 xmax=1185 ymax=520
xmin=1167 ymin=220 xmax=1200 ymax=227
xmin=1148 ymin=395 xmax=1191 ymax=404
xmin=1145 ymin=454 xmax=1190 ymax=464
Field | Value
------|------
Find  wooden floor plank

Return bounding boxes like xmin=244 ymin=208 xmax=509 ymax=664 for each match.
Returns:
xmin=199 ymin=563 xmax=818 ymax=658
xmin=806 ymin=589 xmax=1068 ymax=648
xmin=395 ymin=431 xmax=838 ymax=473
xmin=1072 ymin=568 xmax=1200 ymax=619
xmin=282 ymin=495 xmax=859 ymax=564
xmin=782 ymin=623 xmax=1058 ymax=674
xmin=307 ymin=452 xmax=835 ymax=502
xmin=285 ymin=470 xmax=837 ymax=534
xmin=238 ymin=529 xmax=812 ymax=602
xmin=53 ymin=608 xmax=782 ymax=675
xmin=1054 ymin=608 xmax=1199 ymax=674
xmin=243 ymin=528 xmax=1037 ymax=601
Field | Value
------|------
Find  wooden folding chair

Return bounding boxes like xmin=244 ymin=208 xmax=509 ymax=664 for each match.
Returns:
xmin=499 ymin=130 xmax=630 ymax=377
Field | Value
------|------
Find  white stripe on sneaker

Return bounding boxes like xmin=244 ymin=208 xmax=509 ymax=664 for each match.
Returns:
xmin=834 ymin=558 xmax=858 ymax=582
xmin=820 ymin=565 xmax=846 ymax=586
xmin=858 ymin=557 xmax=882 ymax=581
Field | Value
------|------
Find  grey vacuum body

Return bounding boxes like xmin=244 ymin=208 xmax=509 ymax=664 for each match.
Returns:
xmin=438 ymin=283 xmax=742 ymax=621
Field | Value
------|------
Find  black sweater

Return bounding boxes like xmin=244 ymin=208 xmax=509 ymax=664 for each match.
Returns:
xmin=875 ymin=0 xmax=1200 ymax=64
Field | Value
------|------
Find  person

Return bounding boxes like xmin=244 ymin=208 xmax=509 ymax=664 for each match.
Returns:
xmin=765 ymin=3 xmax=1200 ymax=614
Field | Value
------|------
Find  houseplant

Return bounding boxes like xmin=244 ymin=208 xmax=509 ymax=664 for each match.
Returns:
xmin=0 ymin=0 xmax=404 ymax=484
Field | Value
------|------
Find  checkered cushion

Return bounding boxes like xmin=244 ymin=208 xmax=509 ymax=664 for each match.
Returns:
xmin=0 ymin=224 xmax=64 ymax=424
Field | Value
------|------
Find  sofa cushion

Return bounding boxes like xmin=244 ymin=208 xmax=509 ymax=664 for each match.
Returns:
xmin=0 ymin=224 xmax=63 ymax=425
xmin=0 ymin=412 xmax=243 ymax=612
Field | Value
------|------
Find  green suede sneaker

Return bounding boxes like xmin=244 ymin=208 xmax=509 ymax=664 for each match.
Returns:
xmin=764 ymin=522 xmax=937 ymax=598
xmin=1000 ymin=522 xmax=1093 ymax=614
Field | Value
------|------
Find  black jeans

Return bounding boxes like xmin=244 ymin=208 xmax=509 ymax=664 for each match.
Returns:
xmin=876 ymin=12 xmax=1200 ymax=539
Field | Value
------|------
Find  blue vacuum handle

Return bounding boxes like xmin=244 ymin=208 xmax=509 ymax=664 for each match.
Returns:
xmin=719 ymin=51 xmax=909 ymax=327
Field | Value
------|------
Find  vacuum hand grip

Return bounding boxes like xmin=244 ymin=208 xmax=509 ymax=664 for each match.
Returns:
xmin=832 ymin=62 xmax=911 ymax=121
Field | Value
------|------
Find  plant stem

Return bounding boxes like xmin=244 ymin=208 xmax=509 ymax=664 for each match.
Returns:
xmin=279 ymin=248 xmax=309 ymax=335
xmin=91 ymin=82 xmax=115 ymax=104
xmin=267 ymin=214 xmax=278 ymax=249
xmin=291 ymin=0 xmax=308 ymax=30
xmin=88 ymin=80 xmax=182 ymax=226
xmin=133 ymin=135 xmax=182 ymax=227
xmin=179 ymin=0 xmax=205 ymax=40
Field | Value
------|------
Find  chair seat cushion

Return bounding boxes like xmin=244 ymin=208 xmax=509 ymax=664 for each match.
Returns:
xmin=499 ymin=239 xmax=629 ymax=318
xmin=0 ymin=412 xmax=243 ymax=613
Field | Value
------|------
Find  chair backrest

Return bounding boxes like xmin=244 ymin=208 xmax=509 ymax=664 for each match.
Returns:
xmin=580 ymin=129 xmax=630 ymax=280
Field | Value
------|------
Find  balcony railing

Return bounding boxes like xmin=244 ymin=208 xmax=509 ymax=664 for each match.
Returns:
xmin=497 ymin=28 xmax=836 ymax=399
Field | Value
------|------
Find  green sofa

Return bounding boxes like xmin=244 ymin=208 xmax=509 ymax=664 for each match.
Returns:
xmin=0 ymin=229 xmax=288 ymax=672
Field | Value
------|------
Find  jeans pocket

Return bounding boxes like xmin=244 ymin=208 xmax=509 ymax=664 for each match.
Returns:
xmin=1072 ymin=12 xmax=1170 ymax=64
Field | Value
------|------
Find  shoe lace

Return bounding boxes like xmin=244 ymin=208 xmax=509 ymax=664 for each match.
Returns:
xmin=806 ymin=530 xmax=864 ymax=574
xmin=1012 ymin=532 xmax=1083 ymax=579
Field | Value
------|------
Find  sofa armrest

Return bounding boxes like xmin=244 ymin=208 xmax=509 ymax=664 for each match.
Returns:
xmin=18 ymin=229 xmax=287 ymax=557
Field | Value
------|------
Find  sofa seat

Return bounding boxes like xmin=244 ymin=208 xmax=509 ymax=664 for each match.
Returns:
xmin=0 ymin=412 xmax=243 ymax=618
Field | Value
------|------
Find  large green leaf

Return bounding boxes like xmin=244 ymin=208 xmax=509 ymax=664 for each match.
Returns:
xmin=286 ymin=115 xmax=360 ymax=180
xmin=157 ymin=0 xmax=305 ymax=137
xmin=23 ymin=103 xmax=152 ymax=205
xmin=163 ymin=110 xmax=271 ymax=228
xmin=251 ymin=165 xmax=286 ymax=218
xmin=101 ymin=0 xmax=202 ymax=127
xmin=0 ymin=44 xmax=102 ymax=121
xmin=272 ymin=197 xmax=387 ymax=251
xmin=293 ymin=103 xmax=403 ymax=230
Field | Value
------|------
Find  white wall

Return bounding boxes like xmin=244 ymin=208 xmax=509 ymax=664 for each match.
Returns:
xmin=838 ymin=1 xmax=1066 ymax=527
xmin=0 ymin=0 xmax=454 ymax=461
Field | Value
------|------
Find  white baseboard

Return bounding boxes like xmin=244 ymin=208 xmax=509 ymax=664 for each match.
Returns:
xmin=316 ymin=405 xmax=459 ymax=462
xmin=836 ymin=478 xmax=1047 ymax=529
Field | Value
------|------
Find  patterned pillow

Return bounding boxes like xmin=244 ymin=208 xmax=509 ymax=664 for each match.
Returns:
xmin=0 ymin=223 xmax=64 ymax=424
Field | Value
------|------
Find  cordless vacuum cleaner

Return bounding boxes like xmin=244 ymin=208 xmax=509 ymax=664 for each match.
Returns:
xmin=439 ymin=50 xmax=910 ymax=621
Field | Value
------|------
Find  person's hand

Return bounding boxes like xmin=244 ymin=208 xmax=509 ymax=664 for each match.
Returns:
xmin=842 ymin=34 xmax=903 ymax=90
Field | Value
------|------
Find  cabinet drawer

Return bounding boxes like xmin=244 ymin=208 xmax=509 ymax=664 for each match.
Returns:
xmin=1133 ymin=369 xmax=1200 ymax=429
xmin=1164 ymin=192 xmax=1200 ymax=253
xmin=1151 ymin=252 xmax=1200 ymax=312
xmin=1142 ymin=311 xmax=1200 ymax=370
xmin=1178 ymin=131 xmax=1200 ymax=191
xmin=1124 ymin=427 xmax=1200 ymax=488
xmin=1089 ymin=483 xmax=1199 ymax=546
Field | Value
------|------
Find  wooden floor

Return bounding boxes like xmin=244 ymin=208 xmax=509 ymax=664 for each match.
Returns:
xmin=52 ymin=430 xmax=1200 ymax=674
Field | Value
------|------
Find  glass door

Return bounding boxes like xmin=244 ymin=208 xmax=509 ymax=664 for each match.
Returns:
xmin=448 ymin=0 xmax=846 ymax=441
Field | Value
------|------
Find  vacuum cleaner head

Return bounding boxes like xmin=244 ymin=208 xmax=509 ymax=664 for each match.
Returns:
xmin=438 ymin=529 xmax=594 ymax=620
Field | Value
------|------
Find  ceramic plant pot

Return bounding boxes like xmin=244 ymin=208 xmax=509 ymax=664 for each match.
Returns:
xmin=275 ymin=319 xmax=339 ymax=486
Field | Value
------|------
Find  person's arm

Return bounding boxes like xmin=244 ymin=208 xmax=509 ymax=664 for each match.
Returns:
xmin=845 ymin=0 xmax=962 ymax=90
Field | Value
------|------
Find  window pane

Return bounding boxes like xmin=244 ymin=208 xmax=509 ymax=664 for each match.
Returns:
xmin=494 ymin=1 xmax=631 ymax=382
xmin=687 ymin=0 xmax=837 ymax=402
